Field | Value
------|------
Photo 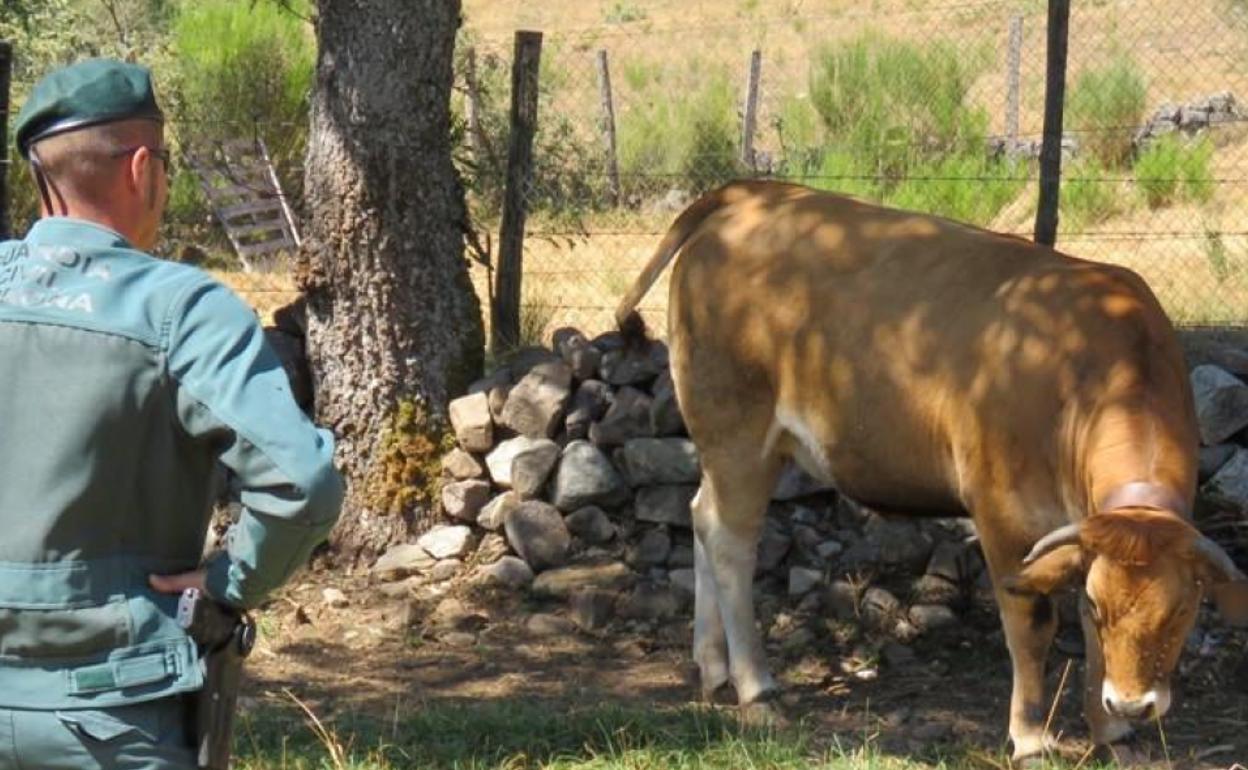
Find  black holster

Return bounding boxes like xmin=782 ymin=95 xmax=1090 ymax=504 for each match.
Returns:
xmin=177 ymin=588 xmax=255 ymax=770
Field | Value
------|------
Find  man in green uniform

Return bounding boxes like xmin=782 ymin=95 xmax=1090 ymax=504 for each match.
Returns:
xmin=0 ymin=59 xmax=344 ymax=768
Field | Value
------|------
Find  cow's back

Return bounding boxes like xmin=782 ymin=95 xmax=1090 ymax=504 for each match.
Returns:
xmin=667 ymin=182 xmax=1193 ymax=520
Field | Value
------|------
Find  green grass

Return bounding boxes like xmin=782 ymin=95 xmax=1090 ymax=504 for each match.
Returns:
xmin=1060 ymin=160 xmax=1126 ymax=231
xmin=1066 ymin=54 xmax=1148 ymax=168
xmin=1133 ymin=134 xmax=1215 ymax=208
xmin=233 ymin=698 xmax=1114 ymax=770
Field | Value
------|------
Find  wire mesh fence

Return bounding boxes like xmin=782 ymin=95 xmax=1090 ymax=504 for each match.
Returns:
xmin=458 ymin=0 xmax=1248 ymax=342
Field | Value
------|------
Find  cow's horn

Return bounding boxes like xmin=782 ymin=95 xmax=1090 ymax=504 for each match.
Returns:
xmin=1022 ymin=523 xmax=1082 ymax=564
xmin=1193 ymin=534 xmax=1247 ymax=583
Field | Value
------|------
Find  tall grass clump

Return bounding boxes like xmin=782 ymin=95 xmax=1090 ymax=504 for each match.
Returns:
xmin=1066 ymin=54 xmax=1148 ymax=167
xmin=617 ymin=69 xmax=743 ymax=197
xmin=167 ymin=0 xmax=314 ymax=231
xmin=1133 ymin=134 xmax=1215 ymax=208
xmin=802 ymin=32 xmax=1023 ymax=226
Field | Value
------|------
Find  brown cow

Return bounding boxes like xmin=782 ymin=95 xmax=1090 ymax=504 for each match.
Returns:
xmin=614 ymin=181 xmax=1248 ymax=761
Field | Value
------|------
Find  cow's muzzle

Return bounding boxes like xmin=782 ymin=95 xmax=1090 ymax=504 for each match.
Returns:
xmin=1102 ymin=680 xmax=1170 ymax=720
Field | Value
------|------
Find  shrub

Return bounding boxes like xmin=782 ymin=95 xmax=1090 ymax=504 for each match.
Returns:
xmin=1061 ymin=159 xmax=1125 ymax=230
xmin=1134 ymin=134 xmax=1214 ymax=208
xmin=887 ymin=154 xmax=1025 ymax=226
xmin=1066 ymin=55 xmax=1148 ymax=168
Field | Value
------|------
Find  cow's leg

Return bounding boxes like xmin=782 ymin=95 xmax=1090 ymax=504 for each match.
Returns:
xmin=692 ymin=527 xmax=729 ymax=700
xmin=1080 ymin=595 xmax=1133 ymax=747
xmin=691 ymin=453 xmax=781 ymax=711
xmin=980 ymin=532 xmax=1059 ymax=760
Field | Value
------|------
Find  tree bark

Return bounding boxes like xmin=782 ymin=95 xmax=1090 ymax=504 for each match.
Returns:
xmin=297 ymin=0 xmax=484 ymax=564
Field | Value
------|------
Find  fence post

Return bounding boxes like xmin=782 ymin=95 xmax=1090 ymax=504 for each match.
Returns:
xmin=465 ymin=47 xmax=485 ymax=162
xmin=1034 ymin=0 xmax=1070 ymax=247
xmin=1004 ymin=15 xmax=1023 ymax=154
xmin=741 ymin=49 xmax=761 ymax=173
xmin=0 ymin=41 xmax=12 ymax=240
xmin=492 ymin=30 xmax=542 ymax=355
xmin=596 ymin=49 xmax=621 ymax=206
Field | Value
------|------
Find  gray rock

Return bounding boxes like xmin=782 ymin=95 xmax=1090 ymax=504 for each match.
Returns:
xmin=449 ymin=392 xmax=493 ymax=452
xmin=635 ymin=484 xmax=697 ymax=527
xmin=792 ymin=524 xmax=825 ymax=562
xmin=441 ymin=479 xmax=491 ymax=523
xmin=504 ymin=346 xmax=561 ymax=379
xmin=440 ymin=631 xmax=477 ymax=648
xmin=477 ymin=492 xmax=519 ymax=531
xmin=1201 ymin=448 xmax=1248 ymax=511
xmin=526 ymin=612 xmax=575 ymax=636
xmin=618 ymin=438 xmax=700 ymax=486
xmin=486 ymin=436 xmax=545 ymax=488
xmin=590 ymin=387 xmax=653 ymax=446
xmin=926 ymin=541 xmax=965 ymax=583
xmin=771 ymin=462 xmax=835 ymax=501
xmin=500 ymin=361 xmax=573 ymax=439
xmin=417 ymin=525 xmax=476 ymax=560
xmin=816 ymin=540 xmax=845 ymax=561
xmin=756 ymin=520 xmax=793 ymax=573
xmin=864 ymin=514 xmax=934 ymax=572
xmin=570 ymin=589 xmax=617 ymax=632
xmin=372 ymin=543 xmax=435 ymax=581
xmin=911 ymin=574 xmax=960 ymax=605
xmin=511 ymin=438 xmax=561 ymax=498
xmin=565 ymin=506 xmax=616 ymax=544
xmin=504 ymin=500 xmax=572 ymax=571
xmin=862 ymin=586 xmax=901 ymax=627
xmin=882 ymin=641 xmax=916 ymax=667
xmin=825 ymin=580 xmax=858 ymax=620
xmin=531 ymin=561 xmax=635 ymax=598
xmin=1191 ymin=365 xmax=1248 ymax=445
xmin=441 ymin=448 xmax=485 ymax=480
xmin=600 ymin=346 xmax=661 ymax=387
xmin=468 ymin=367 xmax=511 ymax=396
xmin=670 ymin=568 xmax=696 ymax=596
xmin=909 ymin=603 xmax=958 ymax=632
xmin=552 ymin=440 xmax=630 ymax=511
xmin=627 ymin=528 xmax=672 ymax=567
xmin=480 ymin=555 xmax=534 ymax=589
xmin=553 ymin=328 xmax=602 ymax=382
xmin=322 ymin=587 xmax=349 ymax=608
xmin=430 ymin=559 xmax=462 ymax=582
xmin=649 ymin=369 xmax=686 ymax=436
xmin=618 ymin=583 xmax=684 ymax=620
xmin=789 ymin=567 xmax=823 ymax=597
xmin=667 ymin=544 xmax=694 ymax=568
xmin=1200 ymin=443 xmax=1238 ymax=481
xmin=565 ymin=380 xmax=614 ymax=441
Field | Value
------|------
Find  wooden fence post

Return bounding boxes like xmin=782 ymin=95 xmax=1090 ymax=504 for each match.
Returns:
xmin=0 ymin=41 xmax=12 ymax=239
xmin=492 ymin=30 xmax=543 ymax=355
xmin=741 ymin=49 xmax=761 ymax=173
xmin=1034 ymin=0 xmax=1070 ymax=247
xmin=1005 ymin=15 xmax=1024 ymax=154
xmin=596 ymin=49 xmax=621 ymax=206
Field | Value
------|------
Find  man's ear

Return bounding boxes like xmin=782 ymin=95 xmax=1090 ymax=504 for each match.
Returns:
xmin=1002 ymin=544 xmax=1085 ymax=595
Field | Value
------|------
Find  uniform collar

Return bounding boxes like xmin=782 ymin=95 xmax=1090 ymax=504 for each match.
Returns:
xmin=24 ymin=217 xmax=134 ymax=251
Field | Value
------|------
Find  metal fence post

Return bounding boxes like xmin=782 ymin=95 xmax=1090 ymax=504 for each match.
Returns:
xmin=1034 ymin=0 xmax=1070 ymax=247
xmin=492 ymin=30 xmax=543 ymax=354
xmin=741 ymin=49 xmax=761 ymax=173
xmin=596 ymin=49 xmax=621 ymax=206
xmin=1004 ymin=15 xmax=1024 ymax=155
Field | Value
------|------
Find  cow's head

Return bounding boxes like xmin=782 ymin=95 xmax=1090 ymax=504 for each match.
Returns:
xmin=1005 ymin=509 xmax=1248 ymax=721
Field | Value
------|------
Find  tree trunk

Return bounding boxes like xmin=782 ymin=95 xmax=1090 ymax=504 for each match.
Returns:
xmin=297 ymin=0 xmax=484 ymax=564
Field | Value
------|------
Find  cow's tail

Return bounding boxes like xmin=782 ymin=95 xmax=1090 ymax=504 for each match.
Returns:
xmin=614 ymin=184 xmax=743 ymax=344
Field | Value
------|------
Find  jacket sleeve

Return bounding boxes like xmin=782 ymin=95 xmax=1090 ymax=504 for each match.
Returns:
xmin=165 ymin=278 xmax=344 ymax=609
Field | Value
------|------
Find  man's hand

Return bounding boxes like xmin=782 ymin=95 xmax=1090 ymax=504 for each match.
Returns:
xmin=149 ymin=570 xmax=207 ymax=595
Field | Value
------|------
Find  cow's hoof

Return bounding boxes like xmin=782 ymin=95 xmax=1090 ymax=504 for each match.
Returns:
xmin=700 ymin=680 xmax=734 ymax=706
xmin=738 ymin=692 xmax=790 ymax=729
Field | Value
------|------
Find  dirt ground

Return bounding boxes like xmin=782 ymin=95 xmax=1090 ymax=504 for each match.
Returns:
xmin=242 ymin=568 xmax=1248 ymax=769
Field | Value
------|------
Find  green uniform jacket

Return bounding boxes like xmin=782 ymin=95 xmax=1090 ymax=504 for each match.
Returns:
xmin=0 ymin=218 xmax=343 ymax=709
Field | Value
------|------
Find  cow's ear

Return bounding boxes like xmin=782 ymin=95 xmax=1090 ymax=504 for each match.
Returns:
xmin=1210 ymin=583 xmax=1248 ymax=627
xmin=1003 ymin=544 xmax=1085 ymax=595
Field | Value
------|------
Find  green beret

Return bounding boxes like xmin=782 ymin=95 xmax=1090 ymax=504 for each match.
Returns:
xmin=15 ymin=58 xmax=163 ymax=158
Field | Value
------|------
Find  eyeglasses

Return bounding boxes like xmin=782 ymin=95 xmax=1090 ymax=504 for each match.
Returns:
xmin=110 ymin=145 xmax=174 ymax=175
